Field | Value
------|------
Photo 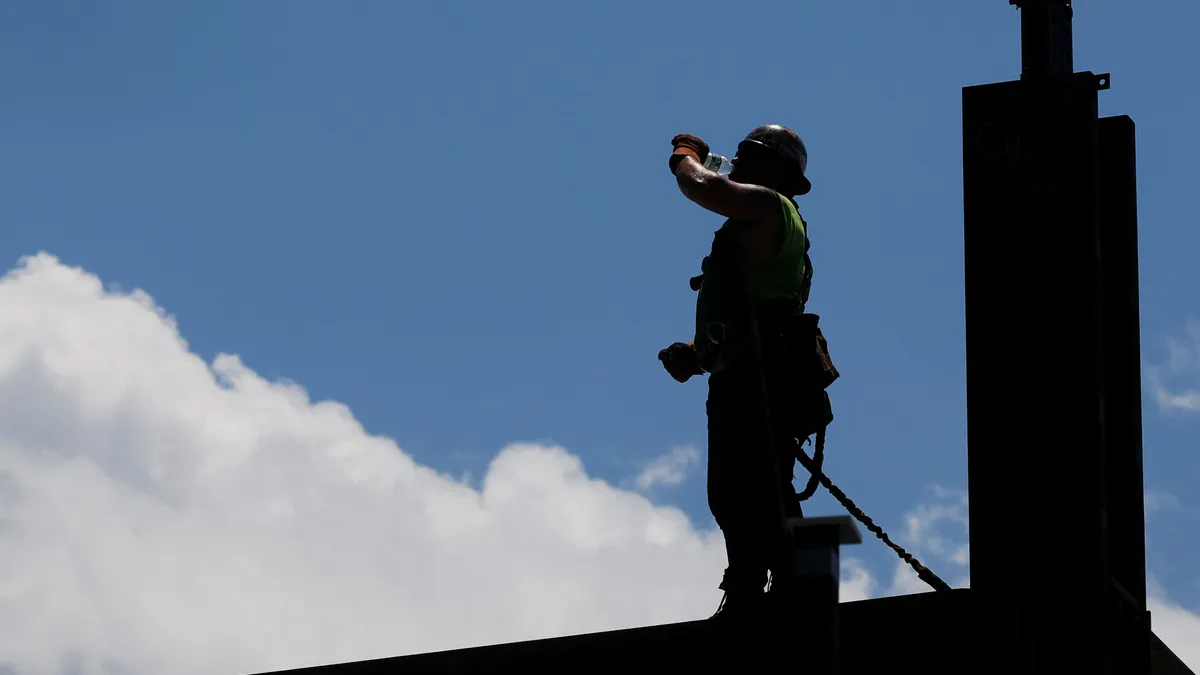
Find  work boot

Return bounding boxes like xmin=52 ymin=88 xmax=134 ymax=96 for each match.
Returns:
xmin=709 ymin=589 xmax=766 ymax=621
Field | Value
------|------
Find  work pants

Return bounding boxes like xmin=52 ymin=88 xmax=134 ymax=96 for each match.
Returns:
xmin=706 ymin=363 xmax=804 ymax=593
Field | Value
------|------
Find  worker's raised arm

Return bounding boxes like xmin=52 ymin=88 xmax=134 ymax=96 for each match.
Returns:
xmin=669 ymin=134 xmax=781 ymax=223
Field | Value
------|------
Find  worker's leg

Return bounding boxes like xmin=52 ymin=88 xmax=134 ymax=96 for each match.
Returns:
xmin=766 ymin=373 xmax=805 ymax=588
xmin=765 ymin=363 xmax=804 ymax=520
xmin=706 ymin=369 xmax=779 ymax=594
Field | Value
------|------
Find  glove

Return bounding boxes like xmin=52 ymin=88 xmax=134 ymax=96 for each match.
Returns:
xmin=658 ymin=341 xmax=704 ymax=383
xmin=669 ymin=134 xmax=710 ymax=175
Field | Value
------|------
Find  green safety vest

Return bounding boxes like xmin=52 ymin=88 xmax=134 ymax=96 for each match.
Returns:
xmin=692 ymin=192 xmax=812 ymax=373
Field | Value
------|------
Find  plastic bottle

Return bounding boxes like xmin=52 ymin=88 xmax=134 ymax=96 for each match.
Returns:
xmin=703 ymin=152 xmax=733 ymax=176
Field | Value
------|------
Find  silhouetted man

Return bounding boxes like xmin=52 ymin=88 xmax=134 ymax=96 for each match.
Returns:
xmin=659 ymin=125 xmax=828 ymax=620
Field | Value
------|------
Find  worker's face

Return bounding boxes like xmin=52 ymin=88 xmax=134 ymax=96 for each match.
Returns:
xmin=730 ymin=144 xmax=796 ymax=194
xmin=727 ymin=158 xmax=759 ymax=186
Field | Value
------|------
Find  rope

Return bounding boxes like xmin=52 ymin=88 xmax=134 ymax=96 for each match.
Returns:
xmin=794 ymin=427 xmax=824 ymax=502
xmin=791 ymin=439 xmax=953 ymax=593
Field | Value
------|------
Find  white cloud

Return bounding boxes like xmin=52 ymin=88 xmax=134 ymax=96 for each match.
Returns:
xmin=881 ymin=486 xmax=971 ymax=597
xmin=1145 ymin=489 xmax=1183 ymax=516
xmin=1149 ymin=578 xmax=1200 ymax=670
xmin=632 ymin=445 xmax=699 ymax=490
xmin=0 ymin=253 xmax=1196 ymax=675
xmin=1147 ymin=320 xmax=1200 ymax=412
xmin=0 ymin=254 xmax=870 ymax=675
xmin=1154 ymin=385 xmax=1200 ymax=412
xmin=839 ymin=557 xmax=876 ymax=602
xmin=904 ymin=487 xmax=969 ymax=567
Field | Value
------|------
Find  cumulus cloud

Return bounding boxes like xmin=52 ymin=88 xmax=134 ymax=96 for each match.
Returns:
xmin=839 ymin=557 xmax=877 ymax=603
xmin=632 ymin=445 xmax=699 ymax=490
xmin=0 ymin=254 xmax=873 ymax=675
xmin=1149 ymin=579 xmax=1200 ymax=669
xmin=884 ymin=486 xmax=971 ymax=596
xmin=1147 ymin=320 xmax=1200 ymax=412
xmin=1145 ymin=489 xmax=1183 ymax=516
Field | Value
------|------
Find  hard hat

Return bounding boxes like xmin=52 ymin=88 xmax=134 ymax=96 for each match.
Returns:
xmin=737 ymin=124 xmax=811 ymax=196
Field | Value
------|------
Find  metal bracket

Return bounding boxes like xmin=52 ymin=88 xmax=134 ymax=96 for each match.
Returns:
xmin=1096 ymin=72 xmax=1111 ymax=90
xmin=1009 ymin=0 xmax=1072 ymax=7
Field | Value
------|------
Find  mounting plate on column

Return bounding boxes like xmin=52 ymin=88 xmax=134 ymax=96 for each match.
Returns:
xmin=786 ymin=515 xmax=863 ymax=547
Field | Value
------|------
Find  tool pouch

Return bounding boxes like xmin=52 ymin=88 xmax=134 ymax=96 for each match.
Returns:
xmin=782 ymin=313 xmax=839 ymax=390
xmin=768 ymin=311 xmax=839 ymax=440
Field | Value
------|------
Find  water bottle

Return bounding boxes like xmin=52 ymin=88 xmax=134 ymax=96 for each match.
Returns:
xmin=703 ymin=152 xmax=733 ymax=176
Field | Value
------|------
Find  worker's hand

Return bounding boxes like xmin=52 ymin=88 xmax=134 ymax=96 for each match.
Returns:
xmin=658 ymin=341 xmax=704 ymax=383
xmin=670 ymin=134 xmax=710 ymax=175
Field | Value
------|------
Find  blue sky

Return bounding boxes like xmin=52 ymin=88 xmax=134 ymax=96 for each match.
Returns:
xmin=0 ymin=1 xmax=1197 ymax=670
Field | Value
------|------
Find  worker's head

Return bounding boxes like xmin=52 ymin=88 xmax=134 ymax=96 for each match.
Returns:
xmin=729 ymin=124 xmax=811 ymax=197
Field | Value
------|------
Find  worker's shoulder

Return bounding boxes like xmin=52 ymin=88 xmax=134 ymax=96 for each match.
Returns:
xmin=773 ymin=192 xmax=806 ymax=235
xmin=774 ymin=191 xmax=802 ymax=217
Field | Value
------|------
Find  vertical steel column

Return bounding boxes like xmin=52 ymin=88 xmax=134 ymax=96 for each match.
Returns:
xmin=1098 ymin=114 xmax=1151 ymax=674
xmin=964 ymin=5 xmax=1116 ymax=669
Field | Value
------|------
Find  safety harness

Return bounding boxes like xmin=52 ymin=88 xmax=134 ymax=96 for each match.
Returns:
xmin=689 ymin=216 xmax=839 ymax=509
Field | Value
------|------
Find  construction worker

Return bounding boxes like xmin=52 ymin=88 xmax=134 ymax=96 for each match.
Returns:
xmin=658 ymin=125 xmax=823 ymax=620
